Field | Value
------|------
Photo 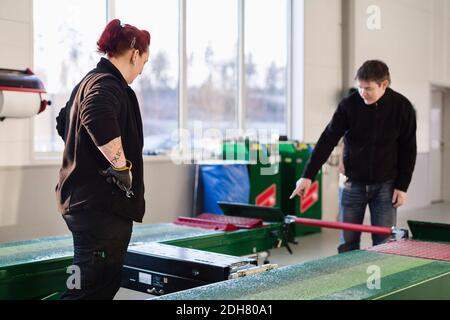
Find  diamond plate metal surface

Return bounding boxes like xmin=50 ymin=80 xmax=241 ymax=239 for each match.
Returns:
xmin=367 ymin=240 xmax=450 ymax=262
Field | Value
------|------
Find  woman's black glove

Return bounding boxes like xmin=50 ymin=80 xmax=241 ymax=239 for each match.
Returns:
xmin=99 ymin=160 xmax=134 ymax=198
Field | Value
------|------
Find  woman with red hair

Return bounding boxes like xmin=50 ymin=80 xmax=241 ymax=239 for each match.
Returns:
xmin=55 ymin=19 xmax=150 ymax=300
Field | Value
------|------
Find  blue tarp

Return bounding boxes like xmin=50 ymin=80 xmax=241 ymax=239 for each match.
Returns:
xmin=201 ymin=165 xmax=250 ymax=214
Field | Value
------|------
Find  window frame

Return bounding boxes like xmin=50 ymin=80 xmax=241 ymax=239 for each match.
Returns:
xmin=32 ymin=0 xmax=295 ymax=160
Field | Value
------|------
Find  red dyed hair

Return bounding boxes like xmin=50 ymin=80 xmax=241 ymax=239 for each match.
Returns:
xmin=97 ymin=19 xmax=151 ymax=58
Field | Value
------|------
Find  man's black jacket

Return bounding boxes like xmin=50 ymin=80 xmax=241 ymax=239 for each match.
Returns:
xmin=303 ymin=88 xmax=417 ymax=192
xmin=55 ymin=58 xmax=145 ymax=222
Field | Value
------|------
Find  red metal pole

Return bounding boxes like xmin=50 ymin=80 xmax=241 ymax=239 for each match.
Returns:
xmin=293 ymin=217 xmax=392 ymax=236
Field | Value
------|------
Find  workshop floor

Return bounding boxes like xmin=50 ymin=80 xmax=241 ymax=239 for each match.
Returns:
xmin=114 ymin=202 xmax=450 ymax=300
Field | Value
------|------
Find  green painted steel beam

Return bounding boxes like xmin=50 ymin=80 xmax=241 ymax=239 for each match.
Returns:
xmin=163 ymin=224 xmax=289 ymax=256
xmin=0 ymin=224 xmax=218 ymax=300
xmin=5 ymin=220 xmax=449 ymax=300
xmin=375 ymin=271 xmax=450 ymax=300
xmin=1 ymin=223 xmax=286 ymax=300
xmin=0 ymin=224 xmax=216 ymax=271
xmin=279 ymin=142 xmax=322 ymax=236
xmin=408 ymin=220 xmax=450 ymax=243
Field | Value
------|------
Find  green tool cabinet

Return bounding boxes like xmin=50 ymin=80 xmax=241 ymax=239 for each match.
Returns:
xmin=279 ymin=142 xmax=322 ymax=236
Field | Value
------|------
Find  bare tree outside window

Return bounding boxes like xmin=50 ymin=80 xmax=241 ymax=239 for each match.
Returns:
xmin=187 ymin=0 xmax=238 ymax=133
xmin=245 ymin=0 xmax=287 ymax=135
xmin=117 ymin=0 xmax=179 ymax=154
xmin=33 ymin=0 xmax=290 ymax=155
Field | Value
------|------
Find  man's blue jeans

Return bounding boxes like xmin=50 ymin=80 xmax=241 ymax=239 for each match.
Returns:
xmin=338 ymin=179 xmax=397 ymax=253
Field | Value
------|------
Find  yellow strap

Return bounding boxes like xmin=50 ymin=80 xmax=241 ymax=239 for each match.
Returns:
xmin=113 ymin=159 xmax=133 ymax=171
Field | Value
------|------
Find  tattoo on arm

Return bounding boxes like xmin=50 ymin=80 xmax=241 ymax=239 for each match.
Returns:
xmin=98 ymin=136 xmax=126 ymax=168
xmin=111 ymin=148 xmax=123 ymax=167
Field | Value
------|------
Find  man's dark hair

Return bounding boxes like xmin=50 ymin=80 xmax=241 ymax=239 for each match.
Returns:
xmin=355 ymin=60 xmax=391 ymax=85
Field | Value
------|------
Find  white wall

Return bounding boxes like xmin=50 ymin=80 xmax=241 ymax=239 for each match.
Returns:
xmin=300 ymin=0 xmax=450 ymax=213
xmin=443 ymin=92 xmax=450 ymax=202
xmin=431 ymin=0 xmax=450 ymax=87
xmin=0 ymin=0 xmax=34 ymax=167
xmin=299 ymin=0 xmax=343 ymax=221
xmin=0 ymin=0 xmax=33 ymax=70
xmin=344 ymin=0 xmax=450 ymax=210
xmin=303 ymin=0 xmax=343 ymax=142
xmin=401 ymin=153 xmax=430 ymax=210
xmin=348 ymin=0 xmax=433 ymax=153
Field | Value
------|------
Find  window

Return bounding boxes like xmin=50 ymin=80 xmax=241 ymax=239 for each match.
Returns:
xmin=116 ymin=0 xmax=179 ymax=154
xmin=186 ymin=0 xmax=238 ymax=133
xmin=33 ymin=0 xmax=292 ymax=155
xmin=245 ymin=0 xmax=288 ymax=135
xmin=33 ymin=0 xmax=106 ymax=152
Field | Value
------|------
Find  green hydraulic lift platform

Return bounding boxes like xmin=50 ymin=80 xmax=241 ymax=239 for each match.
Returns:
xmin=155 ymin=220 xmax=450 ymax=300
xmin=0 ymin=224 xmax=215 ymax=300
xmin=156 ymin=250 xmax=450 ymax=300
xmin=279 ymin=142 xmax=322 ymax=236
xmin=2 ymin=214 xmax=449 ymax=300
xmin=223 ymin=140 xmax=324 ymax=237
xmin=223 ymin=140 xmax=282 ymax=209
xmin=0 ymin=221 xmax=292 ymax=300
